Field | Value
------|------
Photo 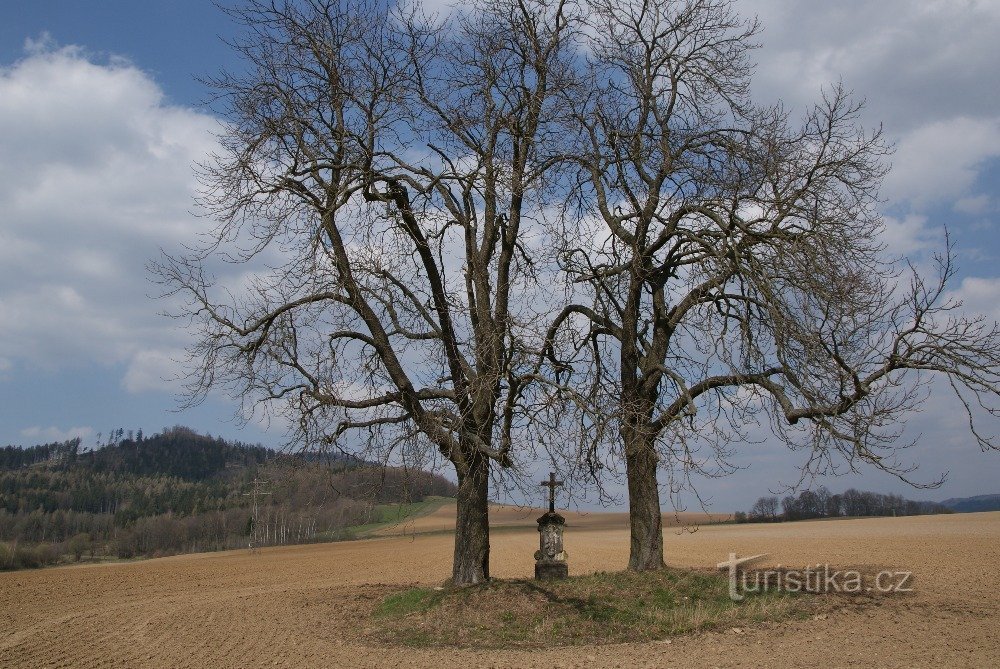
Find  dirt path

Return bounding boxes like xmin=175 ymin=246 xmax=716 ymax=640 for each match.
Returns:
xmin=1 ymin=512 xmax=997 ymax=668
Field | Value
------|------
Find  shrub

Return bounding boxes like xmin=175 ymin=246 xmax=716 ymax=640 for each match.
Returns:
xmin=68 ymin=533 xmax=91 ymax=561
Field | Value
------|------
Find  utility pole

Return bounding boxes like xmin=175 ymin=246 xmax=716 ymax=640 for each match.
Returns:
xmin=242 ymin=477 xmax=272 ymax=554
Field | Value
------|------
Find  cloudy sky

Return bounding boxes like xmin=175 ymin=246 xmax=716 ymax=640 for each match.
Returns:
xmin=1 ymin=0 xmax=998 ymax=511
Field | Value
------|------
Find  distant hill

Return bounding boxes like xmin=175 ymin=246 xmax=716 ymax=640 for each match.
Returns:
xmin=0 ymin=426 xmax=457 ymax=570
xmin=2 ymin=426 xmax=380 ymax=482
xmin=1 ymin=426 xmax=272 ymax=480
xmin=941 ymin=494 xmax=1000 ymax=513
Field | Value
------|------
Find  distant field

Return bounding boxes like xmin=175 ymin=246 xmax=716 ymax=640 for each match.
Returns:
xmin=371 ymin=501 xmax=728 ymax=536
xmin=336 ymin=496 xmax=456 ymax=538
xmin=1 ymin=510 xmax=996 ymax=668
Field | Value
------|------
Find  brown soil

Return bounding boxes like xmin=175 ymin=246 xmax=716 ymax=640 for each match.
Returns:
xmin=1 ymin=510 xmax=997 ymax=668
xmin=371 ymin=501 xmax=725 ymax=536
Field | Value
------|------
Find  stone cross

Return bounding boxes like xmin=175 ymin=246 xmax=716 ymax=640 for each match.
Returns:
xmin=535 ymin=472 xmax=568 ymax=580
xmin=540 ymin=471 xmax=563 ymax=513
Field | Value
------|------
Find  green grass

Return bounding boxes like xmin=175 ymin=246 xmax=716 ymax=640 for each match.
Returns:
xmin=376 ymin=587 xmax=445 ymax=618
xmin=371 ymin=566 xmax=815 ymax=648
xmin=338 ymin=496 xmax=453 ymax=538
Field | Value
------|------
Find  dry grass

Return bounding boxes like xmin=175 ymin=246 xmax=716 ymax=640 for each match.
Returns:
xmin=372 ymin=567 xmax=813 ymax=648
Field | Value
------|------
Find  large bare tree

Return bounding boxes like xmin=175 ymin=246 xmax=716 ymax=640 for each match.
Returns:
xmin=541 ymin=0 xmax=1000 ymax=570
xmin=157 ymin=0 xmax=577 ymax=585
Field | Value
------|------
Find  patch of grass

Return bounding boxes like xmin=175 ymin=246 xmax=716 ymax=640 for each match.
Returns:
xmin=313 ymin=527 xmax=359 ymax=542
xmin=371 ymin=566 xmax=816 ymax=648
xmin=375 ymin=587 xmax=443 ymax=618
xmin=345 ymin=496 xmax=452 ymax=537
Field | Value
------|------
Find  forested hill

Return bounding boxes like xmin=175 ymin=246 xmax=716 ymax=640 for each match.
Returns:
xmin=941 ymin=494 xmax=1000 ymax=513
xmin=0 ymin=427 xmax=457 ymax=570
xmin=1 ymin=426 xmax=273 ymax=481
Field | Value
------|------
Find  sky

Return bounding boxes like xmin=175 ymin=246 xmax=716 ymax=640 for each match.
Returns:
xmin=1 ymin=0 xmax=999 ymax=512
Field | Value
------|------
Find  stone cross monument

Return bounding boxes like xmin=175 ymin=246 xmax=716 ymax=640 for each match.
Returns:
xmin=534 ymin=472 xmax=569 ymax=580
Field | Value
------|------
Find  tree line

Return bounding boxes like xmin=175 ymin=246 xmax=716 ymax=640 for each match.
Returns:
xmin=0 ymin=427 xmax=456 ymax=570
xmin=735 ymin=487 xmax=953 ymax=524
xmin=1 ymin=425 xmax=274 ymax=479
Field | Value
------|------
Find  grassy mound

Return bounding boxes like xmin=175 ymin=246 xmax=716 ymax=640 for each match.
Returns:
xmin=372 ymin=567 xmax=813 ymax=647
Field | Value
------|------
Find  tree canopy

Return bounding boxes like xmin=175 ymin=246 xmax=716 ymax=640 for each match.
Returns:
xmin=157 ymin=0 xmax=1000 ymax=582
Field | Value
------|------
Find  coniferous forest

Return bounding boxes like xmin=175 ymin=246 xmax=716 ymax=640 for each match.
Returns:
xmin=0 ymin=426 xmax=456 ymax=570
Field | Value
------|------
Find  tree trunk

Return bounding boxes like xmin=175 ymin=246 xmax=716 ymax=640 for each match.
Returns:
xmin=452 ymin=455 xmax=490 ymax=586
xmin=625 ymin=437 xmax=665 ymax=571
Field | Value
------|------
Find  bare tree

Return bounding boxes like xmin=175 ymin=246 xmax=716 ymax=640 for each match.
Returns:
xmin=814 ymin=485 xmax=832 ymax=517
xmin=541 ymin=0 xmax=1000 ymax=571
xmin=749 ymin=495 xmax=779 ymax=522
xmin=156 ymin=0 xmax=578 ymax=585
xmin=825 ymin=493 xmax=842 ymax=518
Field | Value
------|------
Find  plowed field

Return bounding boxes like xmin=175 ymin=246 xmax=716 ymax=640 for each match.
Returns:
xmin=1 ymin=508 xmax=997 ymax=668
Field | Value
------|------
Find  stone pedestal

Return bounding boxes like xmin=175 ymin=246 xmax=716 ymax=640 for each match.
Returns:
xmin=534 ymin=511 xmax=568 ymax=580
xmin=535 ymin=560 xmax=569 ymax=580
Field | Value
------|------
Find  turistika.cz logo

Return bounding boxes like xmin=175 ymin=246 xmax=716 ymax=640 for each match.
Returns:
xmin=717 ymin=553 xmax=914 ymax=601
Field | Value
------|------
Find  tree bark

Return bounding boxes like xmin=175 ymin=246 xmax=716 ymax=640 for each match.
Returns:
xmin=625 ymin=436 xmax=665 ymax=571
xmin=452 ymin=455 xmax=490 ymax=586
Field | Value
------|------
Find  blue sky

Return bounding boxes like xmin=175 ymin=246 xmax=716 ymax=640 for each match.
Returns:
xmin=1 ymin=1 xmax=999 ymax=511
xmin=0 ymin=1 xmax=240 ymax=106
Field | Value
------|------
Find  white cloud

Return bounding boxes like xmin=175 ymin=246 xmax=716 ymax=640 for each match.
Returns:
xmin=881 ymin=213 xmax=938 ymax=257
xmin=20 ymin=425 xmax=94 ymax=443
xmin=882 ymin=117 xmax=1000 ymax=208
xmin=122 ymin=348 xmax=186 ymax=394
xmin=954 ymin=195 xmax=995 ymax=216
xmin=947 ymin=276 xmax=1000 ymax=320
xmin=419 ymin=0 xmax=466 ymax=16
xmin=0 ymin=42 xmax=220 ymax=373
xmin=744 ymin=1 xmax=1000 ymax=130
xmin=742 ymin=1 xmax=1000 ymax=212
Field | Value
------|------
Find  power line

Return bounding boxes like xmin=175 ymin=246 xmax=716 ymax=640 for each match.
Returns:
xmin=242 ymin=477 xmax=272 ymax=554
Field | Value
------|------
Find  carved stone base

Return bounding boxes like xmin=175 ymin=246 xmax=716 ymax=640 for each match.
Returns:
xmin=535 ymin=561 xmax=569 ymax=580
